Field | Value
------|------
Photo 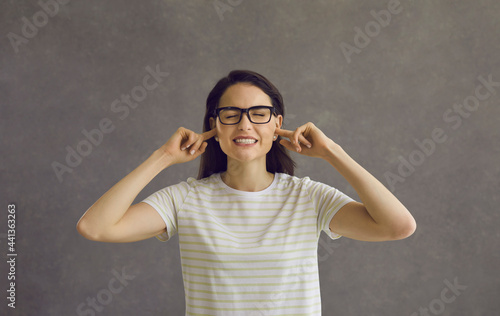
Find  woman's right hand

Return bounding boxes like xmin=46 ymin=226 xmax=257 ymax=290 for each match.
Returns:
xmin=157 ymin=127 xmax=217 ymax=166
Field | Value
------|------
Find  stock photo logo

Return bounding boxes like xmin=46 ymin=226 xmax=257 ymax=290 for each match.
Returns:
xmin=51 ymin=64 xmax=169 ymax=183
xmin=384 ymin=74 xmax=499 ymax=192
xmin=410 ymin=278 xmax=467 ymax=316
xmin=213 ymin=0 xmax=244 ymax=21
xmin=7 ymin=0 xmax=72 ymax=53
xmin=75 ymin=266 xmax=137 ymax=316
xmin=340 ymin=0 xmax=403 ymax=64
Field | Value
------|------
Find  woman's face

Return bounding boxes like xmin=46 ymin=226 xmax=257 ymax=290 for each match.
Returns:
xmin=209 ymin=83 xmax=283 ymax=164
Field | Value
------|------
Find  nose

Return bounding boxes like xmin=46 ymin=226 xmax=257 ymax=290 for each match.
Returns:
xmin=237 ymin=112 xmax=253 ymax=130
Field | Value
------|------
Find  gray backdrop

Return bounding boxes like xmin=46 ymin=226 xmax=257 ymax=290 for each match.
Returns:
xmin=1 ymin=0 xmax=499 ymax=315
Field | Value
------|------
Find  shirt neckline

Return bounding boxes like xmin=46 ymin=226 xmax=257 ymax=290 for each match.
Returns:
xmin=216 ymin=172 xmax=279 ymax=196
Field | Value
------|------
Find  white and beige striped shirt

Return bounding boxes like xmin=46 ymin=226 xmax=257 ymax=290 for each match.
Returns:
xmin=142 ymin=172 xmax=354 ymax=315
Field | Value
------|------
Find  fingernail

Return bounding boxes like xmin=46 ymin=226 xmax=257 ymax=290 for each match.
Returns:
xmin=181 ymin=147 xmax=186 ymax=151
xmin=307 ymin=144 xmax=311 ymax=148
xmin=190 ymin=149 xmax=195 ymax=155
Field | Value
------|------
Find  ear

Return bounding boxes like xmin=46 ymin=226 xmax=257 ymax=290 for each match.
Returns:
xmin=209 ymin=117 xmax=216 ymax=130
xmin=275 ymin=115 xmax=283 ymax=129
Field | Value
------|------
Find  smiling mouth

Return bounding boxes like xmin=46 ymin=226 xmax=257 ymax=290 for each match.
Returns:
xmin=234 ymin=139 xmax=258 ymax=144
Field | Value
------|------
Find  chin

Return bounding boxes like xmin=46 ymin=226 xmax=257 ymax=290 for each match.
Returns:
xmin=220 ymin=141 xmax=272 ymax=160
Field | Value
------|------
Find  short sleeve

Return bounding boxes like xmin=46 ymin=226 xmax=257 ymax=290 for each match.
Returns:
xmin=304 ymin=178 xmax=356 ymax=239
xmin=141 ymin=179 xmax=192 ymax=242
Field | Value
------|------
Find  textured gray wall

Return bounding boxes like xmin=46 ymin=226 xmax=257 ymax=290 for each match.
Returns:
xmin=1 ymin=0 xmax=499 ymax=315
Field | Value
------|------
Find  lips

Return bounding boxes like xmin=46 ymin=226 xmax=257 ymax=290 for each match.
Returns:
xmin=234 ymin=139 xmax=257 ymax=144
xmin=233 ymin=136 xmax=257 ymax=140
xmin=233 ymin=136 xmax=258 ymax=144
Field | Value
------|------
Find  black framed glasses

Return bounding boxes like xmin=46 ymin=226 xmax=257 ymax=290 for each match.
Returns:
xmin=214 ymin=106 xmax=276 ymax=125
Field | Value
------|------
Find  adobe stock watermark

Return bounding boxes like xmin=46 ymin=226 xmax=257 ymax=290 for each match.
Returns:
xmin=384 ymin=74 xmax=499 ymax=192
xmin=75 ymin=265 xmax=137 ymax=316
xmin=410 ymin=277 xmax=467 ymax=316
xmin=7 ymin=0 xmax=72 ymax=53
xmin=213 ymin=0 xmax=244 ymax=22
xmin=51 ymin=64 xmax=169 ymax=183
xmin=340 ymin=0 xmax=403 ymax=64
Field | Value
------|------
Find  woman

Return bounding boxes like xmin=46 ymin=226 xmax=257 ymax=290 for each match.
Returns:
xmin=77 ymin=70 xmax=416 ymax=315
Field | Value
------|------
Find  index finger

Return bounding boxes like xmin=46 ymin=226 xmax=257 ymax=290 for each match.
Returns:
xmin=275 ymin=127 xmax=293 ymax=137
xmin=202 ymin=127 xmax=217 ymax=140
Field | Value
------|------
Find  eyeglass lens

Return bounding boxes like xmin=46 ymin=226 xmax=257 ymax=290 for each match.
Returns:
xmin=219 ymin=107 xmax=271 ymax=124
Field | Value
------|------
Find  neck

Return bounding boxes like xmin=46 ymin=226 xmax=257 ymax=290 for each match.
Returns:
xmin=221 ymin=159 xmax=274 ymax=192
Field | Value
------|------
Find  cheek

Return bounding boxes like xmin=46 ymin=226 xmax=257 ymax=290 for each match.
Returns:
xmin=260 ymin=128 xmax=275 ymax=145
xmin=218 ymin=127 xmax=233 ymax=151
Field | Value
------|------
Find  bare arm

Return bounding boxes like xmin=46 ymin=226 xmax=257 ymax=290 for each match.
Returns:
xmin=76 ymin=149 xmax=172 ymax=242
xmin=276 ymin=122 xmax=416 ymax=242
xmin=76 ymin=127 xmax=217 ymax=243
xmin=325 ymin=144 xmax=416 ymax=241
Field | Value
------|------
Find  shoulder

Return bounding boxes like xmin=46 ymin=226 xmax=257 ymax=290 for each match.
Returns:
xmin=277 ymin=173 xmax=340 ymax=193
xmin=154 ymin=173 xmax=219 ymax=194
xmin=275 ymin=173 xmax=315 ymax=189
xmin=184 ymin=173 xmax=220 ymax=189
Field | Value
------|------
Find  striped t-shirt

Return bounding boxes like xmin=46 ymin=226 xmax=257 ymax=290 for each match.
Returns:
xmin=141 ymin=172 xmax=354 ymax=315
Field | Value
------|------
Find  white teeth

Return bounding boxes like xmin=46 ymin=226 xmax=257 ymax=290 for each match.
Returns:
xmin=234 ymin=139 xmax=257 ymax=144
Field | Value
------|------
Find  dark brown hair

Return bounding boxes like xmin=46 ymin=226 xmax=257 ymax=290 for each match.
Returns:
xmin=197 ymin=70 xmax=296 ymax=180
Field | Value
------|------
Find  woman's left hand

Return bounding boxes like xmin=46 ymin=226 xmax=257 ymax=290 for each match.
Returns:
xmin=275 ymin=122 xmax=338 ymax=159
